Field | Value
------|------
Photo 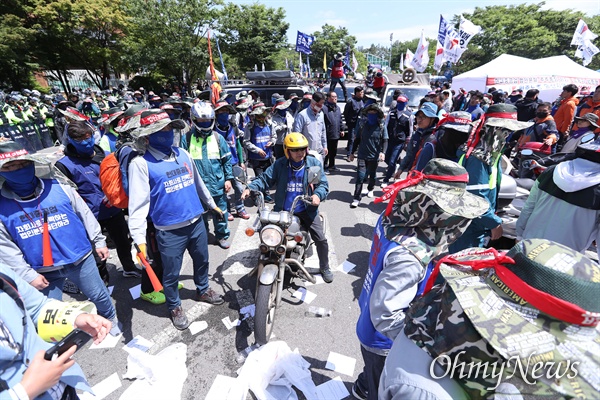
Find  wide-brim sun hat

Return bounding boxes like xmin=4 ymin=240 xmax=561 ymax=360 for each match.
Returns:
xmin=273 ymin=98 xmax=292 ymax=110
xmin=59 ymin=107 xmax=89 ymax=121
xmin=364 ymin=89 xmax=379 ymax=102
xmin=214 ymin=101 xmax=236 ymax=115
xmin=97 ymin=107 xmax=124 ymax=125
xmin=479 ymin=104 xmax=534 ymax=131
xmin=334 ymin=52 xmax=343 ymax=60
xmin=375 ymin=158 xmax=489 ymax=219
xmin=236 ymin=96 xmax=253 ymax=109
xmin=130 ymin=110 xmax=186 ymax=138
xmin=421 ymin=239 xmax=600 ymax=398
xmin=574 ymin=112 xmax=600 ymax=128
xmin=437 ymin=111 xmax=473 ymax=133
xmin=250 ymin=102 xmax=268 ymax=115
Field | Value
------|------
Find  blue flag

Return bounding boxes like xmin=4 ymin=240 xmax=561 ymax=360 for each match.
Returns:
xmin=296 ymin=31 xmax=315 ymax=54
xmin=215 ymin=36 xmax=228 ymax=83
xmin=345 ymin=45 xmax=350 ymax=66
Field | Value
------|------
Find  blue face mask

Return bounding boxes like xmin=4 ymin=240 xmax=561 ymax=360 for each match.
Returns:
xmin=364 ymin=99 xmax=375 ymax=107
xmin=289 ymin=102 xmax=298 ymax=112
xmin=216 ymin=113 xmax=230 ymax=127
xmin=0 ymin=163 xmax=37 ymax=197
xmin=367 ymin=113 xmax=379 ymax=125
xmin=148 ymin=129 xmax=174 ymax=154
xmin=278 ymin=109 xmax=287 ymax=117
xmin=396 ymin=102 xmax=406 ymax=112
xmin=301 ymin=101 xmax=310 ymax=110
xmin=69 ymin=136 xmax=95 ymax=155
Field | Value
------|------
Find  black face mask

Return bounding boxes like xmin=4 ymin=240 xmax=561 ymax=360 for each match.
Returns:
xmin=536 ymin=111 xmax=548 ymax=119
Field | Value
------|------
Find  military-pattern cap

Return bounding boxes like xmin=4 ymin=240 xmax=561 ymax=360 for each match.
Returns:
xmin=405 ymin=239 xmax=600 ymax=399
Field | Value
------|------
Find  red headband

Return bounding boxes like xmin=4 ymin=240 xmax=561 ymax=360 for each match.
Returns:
xmin=0 ymin=149 xmax=29 ymax=160
xmin=373 ymin=169 xmax=469 ymax=217
xmin=436 ymin=115 xmax=472 ymax=129
xmin=431 ymin=248 xmax=600 ymax=327
xmin=140 ymin=112 xmax=170 ymax=126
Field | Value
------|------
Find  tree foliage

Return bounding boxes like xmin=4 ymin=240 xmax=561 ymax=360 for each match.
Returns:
xmin=308 ymin=24 xmax=357 ymax=73
xmin=218 ymin=3 xmax=289 ymax=75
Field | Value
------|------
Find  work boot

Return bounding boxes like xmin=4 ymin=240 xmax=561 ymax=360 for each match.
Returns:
xmin=196 ymin=288 xmax=225 ymax=305
xmin=170 ymin=305 xmax=190 ymax=330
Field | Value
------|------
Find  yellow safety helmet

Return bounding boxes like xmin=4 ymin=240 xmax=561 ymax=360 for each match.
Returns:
xmin=283 ymin=132 xmax=309 ymax=158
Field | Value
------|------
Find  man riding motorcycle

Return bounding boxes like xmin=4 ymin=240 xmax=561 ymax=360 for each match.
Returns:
xmin=241 ymin=132 xmax=333 ymax=283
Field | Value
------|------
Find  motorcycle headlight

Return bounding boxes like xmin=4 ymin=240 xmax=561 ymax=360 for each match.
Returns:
xmin=260 ymin=225 xmax=283 ymax=247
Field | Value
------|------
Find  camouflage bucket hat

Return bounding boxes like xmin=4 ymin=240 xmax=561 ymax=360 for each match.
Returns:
xmin=421 ymin=240 xmax=600 ymax=398
xmin=58 ymin=107 xmax=89 ymax=122
xmin=438 ymin=111 xmax=473 ymax=133
xmin=97 ymin=107 xmax=124 ymax=125
xmin=375 ymin=158 xmax=489 ymax=219
xmin=130 ymin=110 xmax=186 ymax=138
xmin=482 ymin=104 xmax=533 ymax=131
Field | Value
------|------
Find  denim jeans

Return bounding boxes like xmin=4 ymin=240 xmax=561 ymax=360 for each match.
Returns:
xmin=383 ymin=141 xmax=404 ymax=182
xmin=204 ymin=193 xmax=230 ymax=240
xmin=356 ymin=345 xmax=387 ymax=400
xmin=353 ymin=159 xmax=378 ymax=199
xmin=156 ymin=217 xmax=209 ymax=311
xmin=41 ymin=253 xmax=116 ymax=320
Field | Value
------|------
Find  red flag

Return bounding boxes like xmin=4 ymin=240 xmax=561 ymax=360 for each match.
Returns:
xmin=207 ymin=30 xmax=222 ymax=106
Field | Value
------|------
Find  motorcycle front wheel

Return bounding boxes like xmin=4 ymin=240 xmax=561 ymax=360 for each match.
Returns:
xmin=254 ymin=282 xmax=277 ymax=345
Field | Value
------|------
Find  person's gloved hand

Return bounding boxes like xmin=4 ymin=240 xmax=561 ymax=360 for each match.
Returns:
xmin=213 ymin=207 xmax=225 ymax=221
xmin=136 ymin=243 xmax=148 ymax=266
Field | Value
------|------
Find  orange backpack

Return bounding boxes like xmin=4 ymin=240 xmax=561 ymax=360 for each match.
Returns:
xmin=99 ymin=146 xmax=138 ymax=209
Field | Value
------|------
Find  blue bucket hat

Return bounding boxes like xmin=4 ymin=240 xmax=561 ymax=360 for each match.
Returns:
xmin=417 ymin=102 xmax=438 ymax=119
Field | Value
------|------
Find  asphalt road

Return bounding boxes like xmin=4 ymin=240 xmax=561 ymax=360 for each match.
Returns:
xmin=68 ymin=146 xmax=388 ymax=400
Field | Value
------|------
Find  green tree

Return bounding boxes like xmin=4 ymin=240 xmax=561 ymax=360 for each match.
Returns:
xmin=123 ymin=0 xmax=222 ymax=91
xmin=218 ymin=3 xmax=289 ymax=74
xmin=309 ymin=24 xmax=358 ymax=74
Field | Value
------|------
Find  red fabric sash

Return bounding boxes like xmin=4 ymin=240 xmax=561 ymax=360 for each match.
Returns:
xmin=432 ymin=248 xmax=600 ymax=327
xmin=464 ymin=111 xmax=517 ymax=158
xmin=374 ymin=170 xmax=468 ymax=217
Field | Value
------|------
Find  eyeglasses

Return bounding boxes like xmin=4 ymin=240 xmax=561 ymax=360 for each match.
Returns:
xmin=289 ymin=148 xmax=307 ymax=153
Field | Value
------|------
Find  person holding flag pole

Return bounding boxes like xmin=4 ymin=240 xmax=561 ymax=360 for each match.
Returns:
xmin=207 ymin=30 xmax=222 ymax=106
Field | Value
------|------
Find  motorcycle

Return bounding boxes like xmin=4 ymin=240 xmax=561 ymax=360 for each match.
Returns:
xmin=234 ymin=165 xmax=322 ymax=345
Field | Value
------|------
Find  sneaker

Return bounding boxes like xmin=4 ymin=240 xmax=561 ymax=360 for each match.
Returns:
xmin=228 ymin=214 xmax=234 ymax=221
xmin=360 ymin=187 xmax=368 ymax=196
xmin=140 ymin=291 xmax=166 ymax=305
xmin=264 ymin=195 xmax=275 ymax=204
xmin=237 ymin=210 xmax=250 ymax=220
xmin=367 ymin=190 xmax=374 ymax=198
xmin=123 ymin=269 xmax=142 ymax=278
xmin=218 ymin=238 xmax=231 ymax=249
xmin=320 ymin=267 xmax=334 ymax=283
xmin=109 ymin=317 xmax=123 ymax=336
xmin=352 ymin=380 xmax=368 ymax=400
xmin=381 ymin=181 xmax=389 ymax=189
xmin=170 ymin=305 xmax=190 ymax=330
xmin=196 ymin=288 xmax=225 ymax=305
xmin=350 ymin=199 xmax=360 ymax=208
xmin=324 ymin=169 xmax=331 ymax=175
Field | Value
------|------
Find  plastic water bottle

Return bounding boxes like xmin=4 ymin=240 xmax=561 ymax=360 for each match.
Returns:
xmin=304 ymin=306 xmax=332 ymax=318
xmin=236 ymin=343 xmax=261 ymax=364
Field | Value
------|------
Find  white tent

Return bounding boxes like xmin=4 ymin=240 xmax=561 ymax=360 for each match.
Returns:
xmin=452 ymin=54 xmax=600 ymax=101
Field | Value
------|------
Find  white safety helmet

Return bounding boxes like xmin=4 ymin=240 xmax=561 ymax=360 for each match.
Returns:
xmin=191 ymin=101 xmax=215 ymax=137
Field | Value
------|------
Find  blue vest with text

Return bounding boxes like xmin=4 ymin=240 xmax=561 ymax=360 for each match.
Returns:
xmin=143 ymin=148 xmax=204 ymax=227
xmin=356 ymin=215 xmax=398 ymax=350
xmin=57 ymin=155 xmax=120 ymax=220
xmin=0 ymin=179 xmax=92 ymax=269
xmin=248 ymin=124 xmax=272 ymax=160
xmin=216 ymin=125 xmax=239 ymax=165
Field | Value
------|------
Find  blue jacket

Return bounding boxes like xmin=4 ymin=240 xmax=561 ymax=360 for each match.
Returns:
xmin=0 ymin=264 xmax=91 ymax=399
xmin=181 ymin=129 xmax=233 ymax=196
xmin=247 ymin=155 xmax=328 ymax=221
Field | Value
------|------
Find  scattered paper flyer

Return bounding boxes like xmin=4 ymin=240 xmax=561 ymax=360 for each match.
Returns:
xmin=189 ymin=321 xmax=208 ymax=335
xmin=79 ymin=372 xmax=122 ymax=400
xmin=325 ymin=352 xmax=356 ymax=377
xmin=304 ymin=274 xmax=325 ymax=286
xmin=89 ymin=333 xmax=122 ymax=350
xmin=316 ymin=376 xmax=350 ymax=400
xmin=338 ymin=260 xmax=356 ymax=274
xmin=129 ymin=284 xmax=141 ymax=300
xmin=206 ymin=374 xmax=238 ymax=400
xmin=222 ymin=316 xmax=241 ymax=330
xmin=292 ymin=287 xmax=317 ymax=304
xmin=124 ymin=335 xmax=154 ymax=352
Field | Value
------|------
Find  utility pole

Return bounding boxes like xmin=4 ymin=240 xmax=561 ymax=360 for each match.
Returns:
xmin=389 ymin=33 xmax=393 ymax=72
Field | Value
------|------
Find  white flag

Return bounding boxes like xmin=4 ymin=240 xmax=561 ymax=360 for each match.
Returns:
xmin=405 ymin=49 xmax=414 ymax=67
xmin=410 ymin=31 xmax=430 ymax=72
xmin=434 ymin=15 xmax=449 ymax=72
xmin=444 ymin=26 xmax=463 ymax=63
xmin=576 ymin=39 xmax=600 ymax=66
xmin=351 ymin=52 xmax=358 ymax=72
xmin=400 ymin=53 xmax=404 ymax=70
xmin=571 ymin=19 xmax=598 ymax=46
xmin=459 ymin=16 xmax=482 ymax=49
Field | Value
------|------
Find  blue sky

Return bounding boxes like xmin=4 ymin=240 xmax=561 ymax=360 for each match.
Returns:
xmin=234 ymin=0 xmax=600 ymax=47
